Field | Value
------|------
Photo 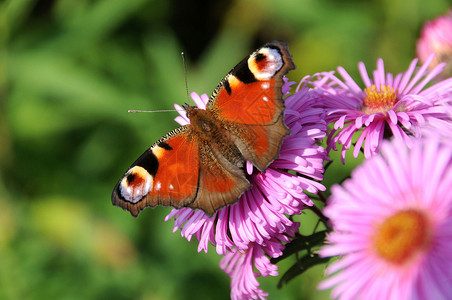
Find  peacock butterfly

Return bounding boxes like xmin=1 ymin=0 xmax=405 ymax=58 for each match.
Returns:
xmin=112 ymin=41 xmax=295 ymax=217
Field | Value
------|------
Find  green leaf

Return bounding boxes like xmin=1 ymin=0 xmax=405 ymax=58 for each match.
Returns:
xmin=271 ymin=231 xmax=327 ymax=264
xmin=277 ymin=254 xmax=330 ymax=289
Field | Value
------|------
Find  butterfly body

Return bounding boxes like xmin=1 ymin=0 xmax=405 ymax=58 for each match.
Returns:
xmin=112 ymin=41 xmax=295 ymax=217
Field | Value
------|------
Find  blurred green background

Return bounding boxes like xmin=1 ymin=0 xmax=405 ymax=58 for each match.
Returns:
xmin=1 ymin=0 xmax=449 ymax=299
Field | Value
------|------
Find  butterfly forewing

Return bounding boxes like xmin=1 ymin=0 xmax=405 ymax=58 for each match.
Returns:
xmin=207 ymin=41 xmax=294 ymax=171
xmin=207 ymin=41 xmax=295 ymax=126
xmin=112 ymin=126 xmax=200 ymax=217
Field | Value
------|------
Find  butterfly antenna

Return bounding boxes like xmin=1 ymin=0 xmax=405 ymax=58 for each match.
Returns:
xmin=181 ymin=51 xmax=192 ymax=106
xmin=128 ymin=52 xmax=193 ymax=114
xmin=128 ymin=109 xmax=185 ymax=113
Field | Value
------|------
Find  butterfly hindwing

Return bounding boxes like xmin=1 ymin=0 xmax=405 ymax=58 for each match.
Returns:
xmin=187 ymin=141 xmax=251 ymax=215
xmin=228 ymin=114 xmax=289 ymax=171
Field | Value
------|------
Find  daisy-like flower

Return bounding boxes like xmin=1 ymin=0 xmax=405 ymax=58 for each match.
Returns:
xmin=220 ymin=224 xmax=298 ymax=300
xmin=423 ymin=96 xmax=452 ymax=143
xmin=320 ymin=57 xmax=452 ymax=163
xmin=165 ymin=77 xmax=328 ymax=299
xmin=319 ymin=135 xmax=452 ymax=299
xmin=417 ymin=11 xmax=452 ymax=77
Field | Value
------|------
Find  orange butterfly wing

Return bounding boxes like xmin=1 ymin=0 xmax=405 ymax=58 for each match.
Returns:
xmin=112 ymin=126 xmax=251 ymax=217
xmin=112 ymin=127 xmax=200 ymax=216
xmin=208 ymin=41 xmax=294 ymax=125
xmin=188 ymin=140 xmax=251 ymax=215
xmin=207 ymin=41 xmax=294 ymax=171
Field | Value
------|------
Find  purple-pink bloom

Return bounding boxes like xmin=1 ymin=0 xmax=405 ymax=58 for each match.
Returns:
xmin=220 ymin=226 xmax=298 ymax=300
xmin=417 ymin=11 xmax=452 ymax=77
xmin=165 ymin=78 xmax=328 ymax=299
xmin=320 ymin=57 xmax=452 ymax=163
xmin=319 ymin=135 xmax=452 ymax=299
xmin=422 ymin=93 xmax=452 ymax=143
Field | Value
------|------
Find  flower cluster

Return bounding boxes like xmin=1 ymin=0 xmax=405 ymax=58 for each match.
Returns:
xmin=417 ymin=11 xmax=452 ymax=77
xmin=151 ymin=22 xmax=452 ymax=298
xmin=161 ymin=56 xmax=452 ymax=298
xmin=316 ymin=16 xmax=452 ymax=298
xmin=165 ymin=77 xmax=328 ymax=299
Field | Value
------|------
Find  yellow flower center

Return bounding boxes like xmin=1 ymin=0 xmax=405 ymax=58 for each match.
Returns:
xmin=362 ymin=84 xmax=399 ymax=114
xmin=372 ymin=209 xmax=432 ymax=265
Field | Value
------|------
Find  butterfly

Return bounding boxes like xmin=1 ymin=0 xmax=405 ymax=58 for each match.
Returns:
xmin=112 ymin=41 xmax=295 ymax=217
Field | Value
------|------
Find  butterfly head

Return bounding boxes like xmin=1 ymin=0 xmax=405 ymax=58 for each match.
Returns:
xmin=183 ymin=104 xmax=197 ymax=119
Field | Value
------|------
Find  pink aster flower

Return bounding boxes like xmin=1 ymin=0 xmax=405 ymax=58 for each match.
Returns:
xmin=320 ymin=57 xmax=452 ymax=163
xmin=165 ymin=77 xmax=328 ymax=298
xmin=220 ymin=224 xmax=298 ymax=300
xmin=423 ymin=96 xmax=452 ymax=143
xmin=319 ymin=135 xmax=452 ymax=299
xmin=417 ymin=11 xmax=452 ymax=77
